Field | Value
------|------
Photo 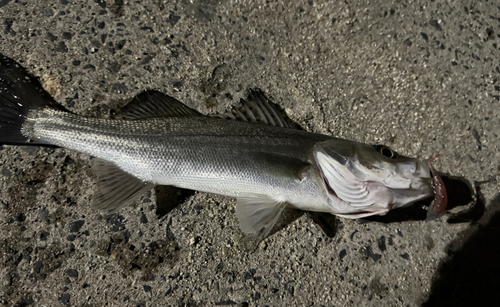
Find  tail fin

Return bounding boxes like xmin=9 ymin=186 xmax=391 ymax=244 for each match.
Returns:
xmin=0 ymin=54 xmax=61 ymax=144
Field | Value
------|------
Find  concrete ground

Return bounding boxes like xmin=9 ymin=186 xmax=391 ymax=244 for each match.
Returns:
xmin=1 ymin=0 xmax=500 ymax=306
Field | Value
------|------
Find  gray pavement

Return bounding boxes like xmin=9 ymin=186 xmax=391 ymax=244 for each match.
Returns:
xmin=1 ymin=0 xmax=499 ymax=306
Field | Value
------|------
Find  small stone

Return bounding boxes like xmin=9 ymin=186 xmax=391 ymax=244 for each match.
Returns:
xmin=377 ymin=236 xmax=387 ymax=252
xmin=56 ymin=42 xmax=68 ymax=53
xmin=58 ymin=293 xmax=70 ymax=306
xmin=38 ymin=207 xmax=49 ymax=222
xmin=16 ymin=213 xmax=26 ymax=222
xmin=63 ymin=156 xmax=74 ymax=165
xmin=47 ymin=32 xmax=57 ymax=42
xmin=65 ymin=269 xmax=78 ymax=278
xmin=40 ymin=231 xmax=49 ymax=241
xmin=69 ymin=220 xmax=85 ymax=232
xmin=34 ymin=261 xmax=43 ymax=273
xmin=106 ymin=214 xmax=125 ymax=232
xmin=339 ymin=249 xmax=347 ymax=261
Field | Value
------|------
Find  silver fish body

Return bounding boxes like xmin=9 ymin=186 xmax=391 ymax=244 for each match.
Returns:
xmin=0 ymin=54 xmax=433 ymax=239
xmin=24 ymin=108 xmax=331 ymax=209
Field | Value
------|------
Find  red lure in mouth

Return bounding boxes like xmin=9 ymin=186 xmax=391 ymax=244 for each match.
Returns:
xmin=427 ymin=154 xmax=448 ymax=220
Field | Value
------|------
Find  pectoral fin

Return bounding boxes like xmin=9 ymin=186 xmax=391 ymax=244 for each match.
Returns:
xmin=248 ymin=152 xmax=311 ymax=181
xmin=91 ymin=159 xmax=155 ymax=212
xmin=236 ymin=194 xmax=287 ymax=240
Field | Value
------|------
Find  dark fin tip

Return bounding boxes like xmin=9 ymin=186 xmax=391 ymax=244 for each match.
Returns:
xmin=115 ymin=90 xmax=202 ymax=120
xmin=219 ymin=88 xmax=298 ymax=129
xmin=0 ymin=53 xmax=64 ymax=144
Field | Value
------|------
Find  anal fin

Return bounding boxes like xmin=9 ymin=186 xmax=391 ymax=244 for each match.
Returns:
xmin=236 ymin=194 xmax=287 ymax=241
xmin=91 ymin=159 xmax=155 ymax=212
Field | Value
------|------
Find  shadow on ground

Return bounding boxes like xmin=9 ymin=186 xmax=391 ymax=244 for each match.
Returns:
xmin=424 ymin=192 xmax=500 ymax=306
xmin=154 ymin=186 xmax=195 ymax=218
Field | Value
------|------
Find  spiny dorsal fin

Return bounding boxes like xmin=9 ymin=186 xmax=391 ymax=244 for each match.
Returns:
xmin=220 ymin=89 xmax=295 ymax=128
xmin=91 ymin=158 xmax=155 ymax=212
xmin=117 ymin=90 xmax=202 ymax=120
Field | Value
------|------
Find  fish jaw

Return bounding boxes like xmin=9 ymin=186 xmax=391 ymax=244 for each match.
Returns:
xmin=313 ymin=140 xmax=434 ymax=218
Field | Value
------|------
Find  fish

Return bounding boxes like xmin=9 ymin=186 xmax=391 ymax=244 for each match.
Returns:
xmin=0 ymin=54 xmax=435 ymax=240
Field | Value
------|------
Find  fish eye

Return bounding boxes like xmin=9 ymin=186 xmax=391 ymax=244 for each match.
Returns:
xmin=375 ymin=145 xmax=395 ymax=159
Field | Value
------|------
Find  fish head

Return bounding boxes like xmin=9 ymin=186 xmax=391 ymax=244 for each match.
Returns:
xmin=313 ymin=139 xmax=433 ymax=218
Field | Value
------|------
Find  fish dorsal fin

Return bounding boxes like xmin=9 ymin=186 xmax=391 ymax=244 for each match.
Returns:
xmin=91 ymin=159 xmax=155 ymax=212
xmin=236 ymin=194 xmax=288 ymax=241
xmin=117 ymin=90 xmax=202 ymax=120
xmin=220 ymin=89 xmax=294 ymax=128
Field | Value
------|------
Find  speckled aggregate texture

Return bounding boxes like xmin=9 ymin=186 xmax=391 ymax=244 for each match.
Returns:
xmin=1 ymin=0 xmax=499 ymax=306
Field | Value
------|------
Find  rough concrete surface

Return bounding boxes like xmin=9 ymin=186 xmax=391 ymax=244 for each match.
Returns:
xmin=1 ymin=0 xmax=499 ymax=306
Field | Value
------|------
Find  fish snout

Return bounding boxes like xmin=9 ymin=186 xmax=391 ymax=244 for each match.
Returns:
xmin=398 ymin=160 xmax=431 ymax=180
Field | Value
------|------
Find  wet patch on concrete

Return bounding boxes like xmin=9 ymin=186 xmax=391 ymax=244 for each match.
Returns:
xmin=201 ymin=64 xmax=233 ymax=108
xmin=94 ymin=231 xmax=180 ymax=278
xmin=1 ymin=239 xmax=75 ymax=305
xmin=7 ymin=160 xmax=53 ymax=213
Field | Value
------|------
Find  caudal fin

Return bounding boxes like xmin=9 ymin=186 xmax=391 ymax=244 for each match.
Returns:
xmin=0 ymin=54 xmax=61 ymax=144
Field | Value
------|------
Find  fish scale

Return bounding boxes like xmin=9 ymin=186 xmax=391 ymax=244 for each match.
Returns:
xmin=26 ymin=109 xmax=326 ymax=199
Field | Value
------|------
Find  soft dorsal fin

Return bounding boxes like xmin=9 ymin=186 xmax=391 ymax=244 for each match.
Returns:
xmin=117 ymin=90 xmax=202 ymax=120
xmin=220 ymin=89 xmax=295 ymax=128
xmin=91 ymin=158 xmax=155 ymax=212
